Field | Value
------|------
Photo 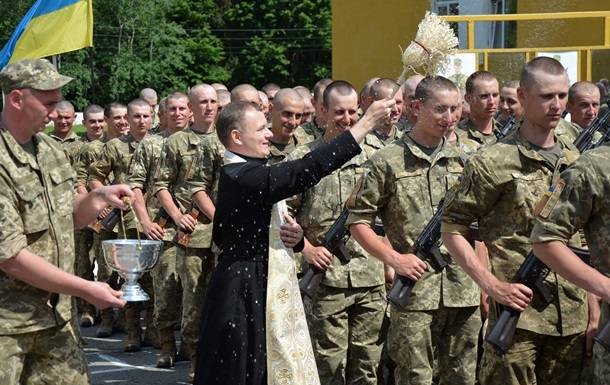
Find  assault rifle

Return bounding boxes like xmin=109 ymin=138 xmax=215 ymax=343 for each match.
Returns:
xmin=486 ymin=108 xmax=610 ymax=354
xmin=387 ymin=200 xmax=448 ymax=311
xmin=299 ymin=209 xmax=351 ymax=298
xmin=494 ymin=116 xmax=516 ymax=141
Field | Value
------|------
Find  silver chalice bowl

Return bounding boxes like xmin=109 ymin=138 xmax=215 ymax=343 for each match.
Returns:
xmin=101 ymin=239 xmax=162 ymax=302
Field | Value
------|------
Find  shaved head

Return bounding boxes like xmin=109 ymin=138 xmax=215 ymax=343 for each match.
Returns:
xmin=139 ymin=88 xmax=158 ymax=106
xmin=231 ymin=84 xmax=261 ymax=106
xmin=520 ymin=56 xmax=567 ymax=90
xmin=55 ymin=100 xmax=75 ymax=113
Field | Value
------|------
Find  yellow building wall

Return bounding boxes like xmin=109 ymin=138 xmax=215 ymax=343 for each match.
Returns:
xmin=332 ymin=0 xmax=428 ymax=90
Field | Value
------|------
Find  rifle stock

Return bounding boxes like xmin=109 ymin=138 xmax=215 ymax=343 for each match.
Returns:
xmin=299 ymin=209 xmax=351 ymax=298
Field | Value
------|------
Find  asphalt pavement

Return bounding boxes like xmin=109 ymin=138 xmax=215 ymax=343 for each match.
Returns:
xmin=81 ymin=324 xmax=191 ymax=385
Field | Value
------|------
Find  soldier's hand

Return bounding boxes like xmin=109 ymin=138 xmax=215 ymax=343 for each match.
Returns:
xmin=303 ymin=245 xmax=333 ymax=271
xmin=280 ymin=214 xmax=303 ymax=249
xmin=83 ymin=281 xmax=126 ymax=310
xmin=177 ymin=214 xmax=197 ymax=233
xmin=393 ymin=253 xmax=427 ymax=281
xmin=489 ymin=281 xmax=533 ymax=312
xmin=143 ymin=221 xmax=165 ymax=241
xmin=96 ymin=184 xmax=134 ymax=210
xmin=362 ymin=98 xmax=395 ymax=128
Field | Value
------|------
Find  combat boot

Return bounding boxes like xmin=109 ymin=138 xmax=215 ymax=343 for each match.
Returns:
xmin=156 ymin=327 xmax=177 ymax=368
xmin=142 ymin=309 xmax=160 ymax=348
xmin=124 ymin=308 xmax=142 ymax=352
xmin=96 ymin=309 xmax=115 ymax=338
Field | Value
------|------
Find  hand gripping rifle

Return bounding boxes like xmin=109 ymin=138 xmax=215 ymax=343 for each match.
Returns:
xmin=153 ymin=193 xmax=180 ymax=229
xmin=299 ymin=209 xmax=351 ymax=298
xmin=494 ymin=116 xmax=516 ymax=141
xmin=386 ymin=199 xmax=448 ymax=311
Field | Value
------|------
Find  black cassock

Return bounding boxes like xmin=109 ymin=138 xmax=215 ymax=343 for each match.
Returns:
xmin=193 ymin=132 xmax=361 ymax=385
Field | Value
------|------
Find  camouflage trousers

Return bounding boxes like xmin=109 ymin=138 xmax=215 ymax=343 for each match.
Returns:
xmin=74 ymin=228 xmax=95 ymax=280
xmin=310 ymin=284 xmax=386 ymax=385
xmin=387 ymin=305 xmax=480 ymax=385
xmin=592 ymin=301 xmax=610 ymax=385
xmin=177 ymin=246 xmax=215 ymax=356
xmin=0 ymin=322 xmax=89 ymax=385
xmin=479 ymin=328 xmax=584 ymax=385
xmin=152 ymin=241 xmax=180 ymax=329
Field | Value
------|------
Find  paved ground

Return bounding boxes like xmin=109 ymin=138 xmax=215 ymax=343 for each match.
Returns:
xmin=81 ymin=324 xmax=191 ymax=385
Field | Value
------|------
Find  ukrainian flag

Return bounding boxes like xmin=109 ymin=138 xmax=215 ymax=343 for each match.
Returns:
xmin=0 ymin=0 xmax=93 ymax=69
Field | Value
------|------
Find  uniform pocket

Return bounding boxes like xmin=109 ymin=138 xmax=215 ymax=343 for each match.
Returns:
xmin=14 ymin=174 xmax=49 ymax=234
xmin=49 ymin=166 xmax=76 ymax=216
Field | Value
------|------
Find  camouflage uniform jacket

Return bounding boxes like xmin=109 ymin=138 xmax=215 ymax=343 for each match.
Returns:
xmin=0 ymin=126 xmax=75 ymax=334
xmin=300 ymin=119 xmax=325 ymax=141
xmin=268 ymin=135 xmax=300 ymax=165
xmin=530 ymin=143 xmax=610 ymax=276
xmin=74 ymin=135 xmax=106 ymax=190
xmin=88 ymin=134 xmax=141 ymax=230
xmin=49 ymin=130 xmax=82 ymax=168
xmin=441 ymin=129 xmax=588 ymax=336
xmin=346 ymin=134 xmax=479 ymax=309
xmin=187 ymin=132 xmax=225 ymax=205
xmin=362 ymin=124 xmax=402 ymax=156
xmin=128 ymin=131 xmax=175 ymax=241
xmin=287 ymin=138 xmax=385 ymax=288
xmin=152 ymin=127 xmax=214 ymax=248
xmin=455 ymin=118 xmax=498 ymax=156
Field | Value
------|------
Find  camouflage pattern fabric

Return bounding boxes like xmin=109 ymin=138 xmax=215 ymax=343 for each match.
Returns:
xmin=49 ymin=131 xmax=83 ymax=168
xmin=152 ymin=127 xmax=215 ymax=248
xmin=288 ymin=138 xmax=385 ymax=289
xmin=0 ymin=127 xmax=76 ymax=334
xmin=0 ymin=322 xmax=89 ymax=385
xmin=442 ymin=128 xmax=588 ymax=337
xmin=454 ymin=118 xmax=498 ymax=157
xmin=592 ymin=302 xmax=610 ymax=385
xmin=347 ymin=133 xmax=480 ymax=311
xmin=74 ymin=137 xmax=105 ymax=190
xmin=177 ymin=247 xmax=215 ymax=359
xmin=362 ymin=125 xmax=401 ymax=156
xmin=0 ymin=58 xmax=71 ymax=92
xmin=152 ymin=241 xmax=180 ymax=329
xmin=478 ymin=328 xmax=584 ymax=385
xmin=88 ymin=134 xmax=141 ymax=231
xmin=309 ymin=285 xmax=386 ymax=385
xmin=300 ymin=120 xmax=325 ymax=141
xmin=387 ymin=306 xmax=480 ymax=385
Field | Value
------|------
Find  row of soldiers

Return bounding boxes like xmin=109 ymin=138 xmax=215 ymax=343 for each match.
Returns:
xmin=49 ymin=56 xmax=607 ymax=385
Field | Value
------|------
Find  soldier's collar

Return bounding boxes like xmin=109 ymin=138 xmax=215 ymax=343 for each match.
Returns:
xmin=0 ymin=127 xmax=40 ymax=170
xmin=402 ymin=132 xmax=449 ymax=163
xmin=50 ymin=130 xmax=79 ymax=142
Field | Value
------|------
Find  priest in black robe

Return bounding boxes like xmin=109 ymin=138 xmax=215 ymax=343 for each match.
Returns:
xmin=194 ymin=91 xmax=394 ymax=385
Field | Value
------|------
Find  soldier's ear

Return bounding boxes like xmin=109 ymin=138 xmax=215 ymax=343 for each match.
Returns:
xmin=6 ymin=89 xmax=24 ymax=109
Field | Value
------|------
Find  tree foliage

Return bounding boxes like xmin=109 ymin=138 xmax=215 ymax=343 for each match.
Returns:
xmin=0 ymin=0 xmax=331 ymax=109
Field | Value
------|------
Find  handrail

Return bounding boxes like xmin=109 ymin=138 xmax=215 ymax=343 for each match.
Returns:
xmin=440 ymin=11 xmax=610 ymax=49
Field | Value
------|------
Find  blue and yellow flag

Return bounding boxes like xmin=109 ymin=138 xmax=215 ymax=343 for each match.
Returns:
xmin=0 ymin=0 xmax=93 ymax=69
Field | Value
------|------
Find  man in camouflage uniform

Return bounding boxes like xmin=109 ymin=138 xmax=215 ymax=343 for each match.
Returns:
xmin=441 ymin=57 xmax=589 ymax=385
xmin=0 ymin=58 xmax=128 ymax=385
xmin=73 ymin=104 xmax=107 ymax=327
xmin=231 ymin=83 xmax=262 ymax=108
xmin=362 ymin=78 xmax=404 ymax=155
xmin=530 ymin=143 xmax=610 ymax=385
xmin=294 ymin=85 xmax=315 ymax=125
xmin=300 ymin=78 xmax=332 ymax=141
xmin=89 ymin=99 xmax=153 ymax=350
xmin=397 ymin=74 xmax=424 ymax=133
xmin=268 ymin=88 xmax=305 ymax=164
xmin=566 ymin=81 xmax=601 ymax=131
xmin=50 ymin=100 xmax=82 ymax=166
xmin=286 ymin=81 xmax=386 ymax=385
xmin=76 ymin=103 xmax=126 ymax=335
xmin=498 ymin=80 xmax=523 ymax=125
xmin=455 ymin=71 xmax=500 ymax=156
xmin=154 ymin=86 xmax=218 ymax=380
xmin=348 ymin=76 xmax=481 ymax=385
xmin=129 ymin=91 xmax=189 ymax=367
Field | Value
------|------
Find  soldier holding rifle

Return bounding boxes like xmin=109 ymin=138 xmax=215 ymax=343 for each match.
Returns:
xmin=441 ymin=57 xmax=590 ymax=385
